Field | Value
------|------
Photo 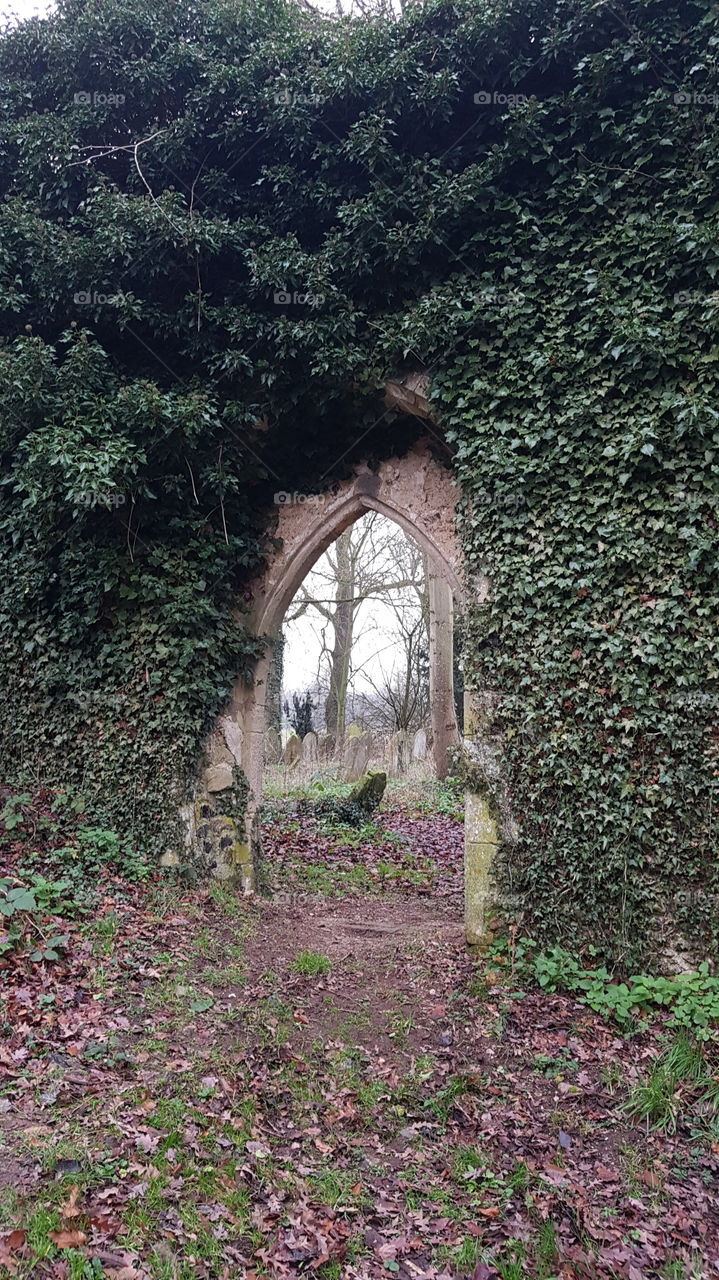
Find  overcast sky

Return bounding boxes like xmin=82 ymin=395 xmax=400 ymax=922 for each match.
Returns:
xmin=2 ymin=0 xmax=53 ymax=20
xmin=284 ymin=514 xmax=423 ymax=702
xmin=2 ymin=0 xmax=352 ymax=20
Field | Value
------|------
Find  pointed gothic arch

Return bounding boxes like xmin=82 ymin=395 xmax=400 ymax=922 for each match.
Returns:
xmin=185 ymin=439 xmax=497 ymax=945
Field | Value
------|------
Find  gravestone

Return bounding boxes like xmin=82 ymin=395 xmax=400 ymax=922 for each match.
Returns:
xmin=301 ymin=731 xmax=319 ymax=767
xmin=343 ymin=731 xmax=371 ymax=782
xmin=318 ymin=733 xmax=335 ymax=762
xmin=412 ymin=728 xmax=428 ymax=761
xmin=388 ymin=730 xmax=412 ymax=776
xmin=346 ymin=770 xmax=387 ymax=815
xmin=282 ymin=734 xmax=301 ymax=766
xmin=374 ymin=733 xmax=391 ymax=771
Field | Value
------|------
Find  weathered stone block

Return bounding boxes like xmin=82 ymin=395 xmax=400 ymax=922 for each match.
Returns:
xmin=204 ymin=763 xmax=234 ymax=793
xmin=464 ymin=791 xmax=499 ymax=946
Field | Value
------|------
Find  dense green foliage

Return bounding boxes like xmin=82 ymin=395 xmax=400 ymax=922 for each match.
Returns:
xmin=0 ymin=0 xmax=716 ymax=960
xmin=504 ymin=937 xmax=719 ymax=1039
xmin=0 ymin=784 xmax=147 ymax=961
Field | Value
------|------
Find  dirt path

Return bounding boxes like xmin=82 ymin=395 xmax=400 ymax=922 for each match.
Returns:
xmin=1 ymin=802 xmax=718 ymax=1279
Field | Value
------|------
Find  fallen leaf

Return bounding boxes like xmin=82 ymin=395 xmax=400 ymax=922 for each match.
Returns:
xmin=2 ymin=1231 xmax=25 ymax=1251
xmin=60 ymin=1185 xmax=81 ymax=1219
xmin=246 ymin=1141 xmax=271 ymax=1159
xmin=48 ymin=1229 xmax=87 ymax=1248
xmin=22 ymin=1124 xmax=53 ymax=1146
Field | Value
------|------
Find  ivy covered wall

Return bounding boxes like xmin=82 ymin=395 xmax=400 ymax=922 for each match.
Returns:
xmin=0 ymin=0 xmax=716 ymax=964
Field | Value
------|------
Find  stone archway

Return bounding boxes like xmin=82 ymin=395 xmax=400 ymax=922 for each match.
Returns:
xmin=186 ymin=438 xmax=499 ymax=946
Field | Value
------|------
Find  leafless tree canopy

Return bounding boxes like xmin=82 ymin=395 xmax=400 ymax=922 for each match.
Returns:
xmin=283 ymin=513 xmax=429 ymax=735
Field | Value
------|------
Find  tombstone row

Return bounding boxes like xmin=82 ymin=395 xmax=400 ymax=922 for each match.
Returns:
xmin=265 ymin=723 xmax=430 ymax=778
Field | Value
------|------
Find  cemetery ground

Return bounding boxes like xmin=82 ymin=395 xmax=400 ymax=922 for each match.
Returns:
xmin=1 ymin=780 xmax=718 ymax=1280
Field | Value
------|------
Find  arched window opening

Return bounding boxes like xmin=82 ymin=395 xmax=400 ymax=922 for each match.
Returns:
xmin=259 ymin=511 xmax=464 ymax=911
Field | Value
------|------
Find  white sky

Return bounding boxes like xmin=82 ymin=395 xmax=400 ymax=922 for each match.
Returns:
xmin=2 ymin=0 xmax=53 ymax=19
xmin=283 ymin=514 xmax=425 ymax=707
xmin=2 ymin=0 xmax=368 ymax=19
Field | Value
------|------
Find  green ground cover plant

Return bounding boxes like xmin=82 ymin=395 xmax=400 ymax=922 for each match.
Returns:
xmin=490 ymin=935 xmax=719 ymax=1037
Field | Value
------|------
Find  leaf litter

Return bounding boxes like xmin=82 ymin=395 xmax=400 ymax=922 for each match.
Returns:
xmin=0 ymin=794 xmax=717 ymax=1277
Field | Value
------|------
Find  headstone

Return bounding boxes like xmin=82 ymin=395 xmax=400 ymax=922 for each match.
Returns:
xmin=343 ymin=731 xmax=371 ymax=782
xmin=346 ymin=770 xmax=387 ymax=816
xmin=282 ymin=734 xmax=301 ymax=766
xmin=318 ymin=733 xmax=335 ymax=762
xmin=412 ymin=728 xmax=428 ymax=761
xmin=346 ymin=723 xmax=362 ymax=739
xmin=375 ymin=733 xmax=391 ymax=770
xmin=301 ymin=731 xmax=319 ymax=767
xmin=388 ymin=730 xmax=412 ymax=776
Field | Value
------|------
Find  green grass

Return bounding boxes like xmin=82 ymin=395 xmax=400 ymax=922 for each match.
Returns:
xmin=452 ymin=1236 xmax=483 ymax=1271
xmin=387 ymin=1010 xmax=415 ymax=1043
xmin=291 ymin=950 xmax=331 ymax=976
xmin=452 ymin=1145 xmax=485 ymax=1181
xmin=309 ymin=1167 xmax=368 ymax=1211
xmin=284 ymin=859 xmax=373 ymax=896
xmin=623 ymin=1032 xmax=718 ymax=1133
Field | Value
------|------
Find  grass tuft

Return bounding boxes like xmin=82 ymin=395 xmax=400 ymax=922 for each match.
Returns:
xmin=291 ymin=950 xmax=331 ymax=977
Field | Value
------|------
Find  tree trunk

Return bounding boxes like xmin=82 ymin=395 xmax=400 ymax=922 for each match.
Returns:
xmin=266 ymin=632 xmax=284 ymax=733
xmin=324 ymin=530 xmax=354 ymax=737
xmin=428 ymin=569 xmax=460 ymax=779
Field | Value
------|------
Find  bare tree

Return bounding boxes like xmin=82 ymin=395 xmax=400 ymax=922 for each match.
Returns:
xmin=354 ymin=612 xmax=429 ymax=732
xmin=346 ymin=528 xmax=429 ymax=731
xmin=283 ymin=513 xmax=429 ymax=736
